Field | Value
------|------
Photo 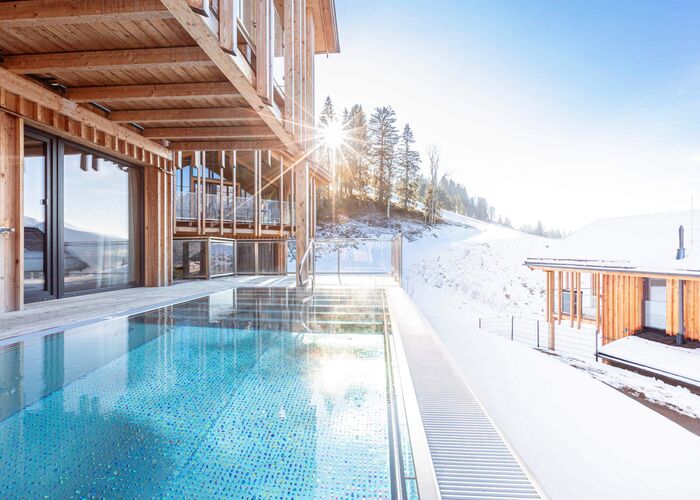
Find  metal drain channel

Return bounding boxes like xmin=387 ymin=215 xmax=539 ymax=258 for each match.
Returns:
xmin=386 ymin=289 xmax=542 ymax=500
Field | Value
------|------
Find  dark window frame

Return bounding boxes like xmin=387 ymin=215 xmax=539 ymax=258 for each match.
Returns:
xmin=23 ymin=126 xmax=145 ymax=303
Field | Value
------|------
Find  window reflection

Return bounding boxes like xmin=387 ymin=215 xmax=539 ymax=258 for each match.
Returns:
xmin=62 ymin=145 xmax=143 ymax=293
xmin=23 ymin=137 xmax=48 ymax=296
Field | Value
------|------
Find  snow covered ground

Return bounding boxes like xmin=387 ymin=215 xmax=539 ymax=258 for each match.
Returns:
xmin=320 ymin=209 xmax=700 ymax=499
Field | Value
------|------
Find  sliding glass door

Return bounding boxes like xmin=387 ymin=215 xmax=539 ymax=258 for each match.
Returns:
xmin=23 ymin=133 xmax=54 ymax=302
xmin=22 ymin=129 xmax=144 ymax=303
xmin=61 ymin=144 xmax=143 ymax=294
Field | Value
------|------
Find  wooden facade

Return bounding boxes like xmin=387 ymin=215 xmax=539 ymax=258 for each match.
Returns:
xmin=0 ymin=0 xmax=340 ymax=312
xmin=530 ymin=264 xmax=700 ymax=348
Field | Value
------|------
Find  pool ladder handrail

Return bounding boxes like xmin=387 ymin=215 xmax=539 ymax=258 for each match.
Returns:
xmin=297 ymin=239 xmax=316 ymax=294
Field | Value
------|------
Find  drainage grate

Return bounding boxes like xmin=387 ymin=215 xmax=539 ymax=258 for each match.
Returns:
xmin=387 ymin=290 xmax=541 ymax=500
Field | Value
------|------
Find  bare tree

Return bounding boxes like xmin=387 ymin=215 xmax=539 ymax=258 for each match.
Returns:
xmin=424 ymin=145 xmax=442 ymax=224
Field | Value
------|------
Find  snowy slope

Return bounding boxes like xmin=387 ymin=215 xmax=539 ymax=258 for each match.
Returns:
xmin=403 ymin=212 xmax=550 ymax=317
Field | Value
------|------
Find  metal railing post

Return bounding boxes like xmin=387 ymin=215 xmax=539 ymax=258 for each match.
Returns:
xmin=478 ymin=318 xmax=482 ymax=329
xmin=511 ymin=316 xmax=514 ymax=341
xmin=595 ymin=329 xmax=599 ymax=362
xmin=536 ymin=320 xmax=540 ymax=348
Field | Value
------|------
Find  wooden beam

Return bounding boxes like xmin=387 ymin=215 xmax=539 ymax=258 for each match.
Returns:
xmin=169 ymin=139 xmax=284 ymax=150
xmin=0 ymin=0 xmax=171 ymax=28
xmin=3 ymin=47 xmax=212 ymax=74
xmin=143 ymin=126 xmax=276 ymax=139
xmin=161 ymin=0 xmax=301 ymax=157
xmin=110 ymin=107 xmax=259 ymax=123
xmin=0 ymin=67 xmax=170 ymax=161
xmin=66 ymin=82 xmax=240 ymax=103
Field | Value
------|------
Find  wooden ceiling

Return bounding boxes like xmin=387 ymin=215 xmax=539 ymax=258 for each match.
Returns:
xmin=0 ymin=0 xmax=280 ymax=152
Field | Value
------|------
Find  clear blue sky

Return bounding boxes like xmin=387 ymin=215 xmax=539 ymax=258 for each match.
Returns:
xmin=315 ymin=0 xmax=700 ymax=230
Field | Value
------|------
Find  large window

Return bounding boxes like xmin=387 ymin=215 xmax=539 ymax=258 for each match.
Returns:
xmin=22 ymin=129 xmax=144 ymax=303
xmin=62 ymin=145 xmax=143 ymax=294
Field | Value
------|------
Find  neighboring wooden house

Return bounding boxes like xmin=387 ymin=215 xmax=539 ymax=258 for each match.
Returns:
xmin=526 ymin=211 xmax=700 ymax=349
xmin=0 ymin=0 xmax=340 ymax=312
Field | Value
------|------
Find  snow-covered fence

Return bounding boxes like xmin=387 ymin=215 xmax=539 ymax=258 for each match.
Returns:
xmin=478 ymin=317 xmax=599 ymax=360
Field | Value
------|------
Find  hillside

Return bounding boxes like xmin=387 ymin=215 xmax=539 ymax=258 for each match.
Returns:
xmin=317 ymin=209 xmax=551 ymax=318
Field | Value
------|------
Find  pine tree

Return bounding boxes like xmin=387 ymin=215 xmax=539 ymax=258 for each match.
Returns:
xmin=396 ymin=124 xmax=421 ymax=210
xmin=367 ymin=106 xmax=399 ymax=213
xmin=345 ymin=104 xmax=370 ymax=201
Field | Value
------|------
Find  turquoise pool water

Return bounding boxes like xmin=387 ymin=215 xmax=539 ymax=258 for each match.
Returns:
xmin=0 ymin=288 xmax=414 ymax=498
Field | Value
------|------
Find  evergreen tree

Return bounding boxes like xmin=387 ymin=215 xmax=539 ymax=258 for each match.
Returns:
xmin=345 ymin=104 xmax=370 ymax=200
xmin=396 ymin=124 xmax=421 ymax=210
xmin=367 ymin=106 xmax=399 ymax=212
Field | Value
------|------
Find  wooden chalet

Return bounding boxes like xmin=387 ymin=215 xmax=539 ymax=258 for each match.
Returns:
xmin=526 ymin=212 xmax=700 ymax=350
xmin=0 ymin=0 xmax=340 ymax=313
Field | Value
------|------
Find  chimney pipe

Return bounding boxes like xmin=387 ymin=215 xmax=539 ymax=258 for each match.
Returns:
xmin=677 ymin=225 xmax=686 ymax=260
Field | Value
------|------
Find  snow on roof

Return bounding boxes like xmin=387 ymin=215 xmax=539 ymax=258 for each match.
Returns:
xmin=527 ymin=210 xmax=700 ymax=275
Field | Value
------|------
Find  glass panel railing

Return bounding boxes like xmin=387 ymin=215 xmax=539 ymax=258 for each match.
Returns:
xmin=175 ymin=192 xmax=197 ymax=220
xmin=175 ymin=193 xmax=292 ymax=228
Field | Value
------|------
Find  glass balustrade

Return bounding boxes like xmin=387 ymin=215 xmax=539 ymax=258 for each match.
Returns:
xmin=175 ymin=192 xmax=294 ymax=227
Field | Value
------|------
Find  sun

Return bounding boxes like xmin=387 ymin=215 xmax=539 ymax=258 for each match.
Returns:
xmin=321 ymin=120 xmax=346 ymax=150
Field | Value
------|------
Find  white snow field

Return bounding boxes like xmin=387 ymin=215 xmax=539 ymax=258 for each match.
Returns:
xmin=320 ymin=210 xmax=700 ymax=499
xmin=403 ymin=212 xmax=700 ymax=500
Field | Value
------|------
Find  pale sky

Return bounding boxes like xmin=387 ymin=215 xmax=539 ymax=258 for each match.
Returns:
xmin=315 ymin=0 xmax=700 ymax=231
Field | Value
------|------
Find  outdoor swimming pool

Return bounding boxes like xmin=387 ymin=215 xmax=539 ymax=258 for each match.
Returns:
xmin=0 ymin=288 xmax=416 ymax=498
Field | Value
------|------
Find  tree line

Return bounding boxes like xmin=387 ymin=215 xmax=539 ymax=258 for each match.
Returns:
xmin=317 ymin=96 xmax=565 ymax=238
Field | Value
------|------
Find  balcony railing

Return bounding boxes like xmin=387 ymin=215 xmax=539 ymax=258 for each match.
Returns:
xmin=175 ymin=192 xmax=293 ymax=226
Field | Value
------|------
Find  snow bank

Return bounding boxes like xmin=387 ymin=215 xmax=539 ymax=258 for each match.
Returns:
xmin=601 ymin=336 xmax=700 ymax=386
xmin=416 ymin=294 xmax=700 ymax=500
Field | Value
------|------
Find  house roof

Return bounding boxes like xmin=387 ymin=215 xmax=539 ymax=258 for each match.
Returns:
xmin=525 ymin=210 xmax=700 ymax=277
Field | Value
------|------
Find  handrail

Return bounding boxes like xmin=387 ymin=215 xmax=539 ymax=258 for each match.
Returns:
xmin=297 ymin=239 xmax=315 ymax=292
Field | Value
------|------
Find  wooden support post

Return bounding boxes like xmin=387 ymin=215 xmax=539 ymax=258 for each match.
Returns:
xmin=569 ymin=271 xmax=575 ymax=327
xmin=254 ymin=150 xmax=260 ymax=236
xmin=144 ymin=165 xmax=172 ymax=287
xmin=279 ymin=155 xmax=284 ymax=236
xmin=283 ymin=0 xmax=295 ymax=134
xmin=256 ymin=0 xmax=273 ymax=104
xmin=219 ymin=0 xmax=237 ymax=54
xmin=577 ymin=272 xmax=583 ymax=329
xmin=219 ymin=152 xmax=225 ymax=235
xmin=232 ymin=150 xmax=237 ymax=236
xmin=0 ymin=111 xmax=23 ymax=312
xmin=294 ymin=160 xmax=308 ymax=284
xmin=557 ymin=270 xmax=563 ymax=324
xmin=547 ymin=271 xmax=556 ymax=350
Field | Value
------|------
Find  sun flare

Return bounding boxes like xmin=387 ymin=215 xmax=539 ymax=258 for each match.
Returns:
xmin=321 ymin=121 xmax=346 ymax=150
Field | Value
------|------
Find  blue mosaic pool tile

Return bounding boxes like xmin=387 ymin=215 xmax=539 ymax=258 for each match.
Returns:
xmin=0 ymin=291 xmax=394 ymax=499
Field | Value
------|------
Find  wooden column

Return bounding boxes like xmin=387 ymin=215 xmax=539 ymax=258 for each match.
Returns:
xmin=547 ymin=270 xmax=556 ymax=350
xmin=0 ymin=111 xmax=23 ymax=312
xmin=305 ymin=5 xmax=315 ymax=150
xmin=256 ymin=0 xmax=273 ymax=104
xmin=254 ymin=150 xmax=260 ymax=236
xmin=232 ymin=150 xmax=237 ymax=235
xmin=279 ymin=155 xmax=284 ymax=236
xmin=283 ymin=0 xmax=295 ymax=134
xmin=144 ymin=165 xmax=173 ymax=287
xmin=557 ymin=270 xmax=563 ymax=324
xmin=219 ymin=0 xmax=238 ymax=54
xmin=294 ymin=159 xmax=308 ymax=284
xmin=219 ymin=152 xmax=225 ymax=235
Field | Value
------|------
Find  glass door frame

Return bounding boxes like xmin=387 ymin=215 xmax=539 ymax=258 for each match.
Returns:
xmin=24 ymin=126 xmax=145 ymax=303
xmin=24 ymin=128 xmax=59 ymax=303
